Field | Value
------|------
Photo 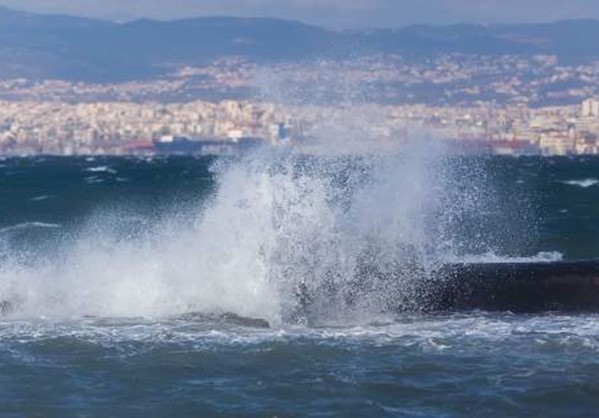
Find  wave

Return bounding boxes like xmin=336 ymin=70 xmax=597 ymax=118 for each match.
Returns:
xmin=447 ymin=251 xmax=563 ymax=264
xmin=560 ymin=179 xmax=599 ymax=188
xmin=0 ymin=222 xmax=61 ymax=235
xmin=30 ymin=195 xmax=53 ymax=202
xmin=2 ymin=314 xmax=599 ymax=351
xmin=0 ymin=141 xmax=541 ymax=325
xmin=84 ymin=176 xmax=105 ymax=184
xmin=85 ymin=166 xmax=117 ymax=174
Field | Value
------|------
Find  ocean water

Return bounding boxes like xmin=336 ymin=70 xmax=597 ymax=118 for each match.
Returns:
xmin=1 ymin=150 xmax=599 ymax=416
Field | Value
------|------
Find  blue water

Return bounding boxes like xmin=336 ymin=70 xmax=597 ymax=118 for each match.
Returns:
xmin=1 ymin=154 xmax=599 ymax=416
xmin=1 ymin=315 xmax=599 ymax=416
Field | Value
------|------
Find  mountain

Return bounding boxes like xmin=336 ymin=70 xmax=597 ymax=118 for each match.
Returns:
xmin=0 ymin=6 xmax=336 ymax=81
xmin=1 ymin=6 xmax=599 ymax=82
xmin=387 ymin=20 xmax=599 ymax=60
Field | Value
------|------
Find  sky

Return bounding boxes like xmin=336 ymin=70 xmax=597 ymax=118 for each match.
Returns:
xmin=1 ymin=0 xmax=599 ymax=28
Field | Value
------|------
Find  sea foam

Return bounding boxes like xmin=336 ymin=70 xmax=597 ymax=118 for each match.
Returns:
xmin=561 ymin=179 xmax=599 ymax=188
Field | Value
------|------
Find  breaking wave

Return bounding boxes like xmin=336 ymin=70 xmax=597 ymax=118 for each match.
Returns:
xmin=0 ymin=138 xmax=542 ymax=326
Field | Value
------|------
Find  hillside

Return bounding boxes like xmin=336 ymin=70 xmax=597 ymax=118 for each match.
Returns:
xmin=1 ymin=6 xmax=599 ymax=82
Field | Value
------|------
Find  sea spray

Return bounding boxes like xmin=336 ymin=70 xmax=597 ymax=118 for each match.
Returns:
xmin=0 ymin=141 xmax=534 ymax=324
xmin=0 ymin=155 xmax=593 ymax=418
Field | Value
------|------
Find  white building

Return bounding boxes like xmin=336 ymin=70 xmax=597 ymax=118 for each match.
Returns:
xmin=581 ymin=98 xmax=599 ymax=117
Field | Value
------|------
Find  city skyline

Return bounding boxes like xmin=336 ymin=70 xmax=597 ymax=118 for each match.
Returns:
xmin=2 ymin=0 xmax=599 ymax=28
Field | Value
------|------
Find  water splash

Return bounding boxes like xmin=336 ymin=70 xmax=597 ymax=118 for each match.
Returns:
xmin=0 ymin=138 xmax=539 ymax=325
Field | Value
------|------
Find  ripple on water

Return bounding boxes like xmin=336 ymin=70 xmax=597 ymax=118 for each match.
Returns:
xmin=0 ymin=314 xmax=598 ymax=416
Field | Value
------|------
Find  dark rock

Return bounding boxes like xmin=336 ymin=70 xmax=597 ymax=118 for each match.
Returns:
xmin=178 ymin=311 xmax=270 ymax=328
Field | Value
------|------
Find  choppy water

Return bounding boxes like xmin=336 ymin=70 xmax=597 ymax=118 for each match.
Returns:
xmin=1 ymin=152 xmax=599 ymax=416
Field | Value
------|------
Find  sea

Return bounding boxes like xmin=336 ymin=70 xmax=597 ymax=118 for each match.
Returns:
xmin=1 ymin=146 xmax=599 ymax=417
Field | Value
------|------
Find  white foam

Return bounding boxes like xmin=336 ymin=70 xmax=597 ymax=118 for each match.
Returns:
xmin=561 ymin=179 xmax=599 ymax=188
xmin=1 ymin=314 xmax=599 ymax=352
xmin=0 ymin=222 xmax=61 ymax=235
xmin=446 ymin=251 xmax=563 ymax=264
xmin=84 ymin=175 xmax=105 ymax=184
xmin=30 ymin=195 xmax=52 ymax=202
xmin=85 ymin=166 xmax=117 ymax=174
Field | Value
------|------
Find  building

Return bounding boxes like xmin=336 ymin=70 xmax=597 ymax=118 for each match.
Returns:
xmin=582 ymin=98 xmax=599 ymax=118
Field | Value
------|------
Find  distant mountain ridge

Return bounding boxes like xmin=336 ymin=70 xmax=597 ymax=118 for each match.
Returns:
xmin=1 ymin=5 xmax=599 ymax=82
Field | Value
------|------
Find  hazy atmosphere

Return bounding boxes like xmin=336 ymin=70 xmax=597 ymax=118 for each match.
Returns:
xmin=2 ymin=0 xmax=599 ymax=26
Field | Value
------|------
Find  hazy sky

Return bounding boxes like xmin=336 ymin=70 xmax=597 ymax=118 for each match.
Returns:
xmin=1 ymin=0 xmax=599 ymax=28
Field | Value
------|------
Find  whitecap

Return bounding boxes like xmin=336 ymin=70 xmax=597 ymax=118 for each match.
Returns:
xmin=84 ymin=176 xmax=105 ymax=184
xmin=85 ymin=166 xmax=117 ymax=174
xmin=0 ymin=222 xmax=61 ymax=235
xmin=445 ymin=251 xmax=564 ymax=264
xmin=30 ymin=195 xmax=52 ymax=202
xmin=560 ymin=179 xmax=599 ymax=188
